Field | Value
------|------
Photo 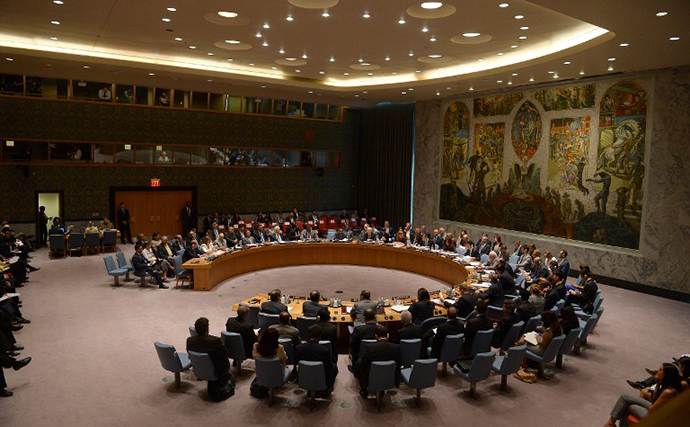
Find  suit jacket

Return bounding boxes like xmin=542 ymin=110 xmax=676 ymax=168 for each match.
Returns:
xmin=352 ymin=300 xmax=377 ymax=326
xmin=241 ymin=235 xmax=256 ymax=245
xmin=300 ymin=229 xmax=318 ymax=241
xmin=350 ymin=322 xmax=377 ymax=362
xmin=358 ymin=339 xmax=400 ymax=390
xmin=557 ymin=258 xmax=571 ymax=278
xmin=171 ymin=239 xmax=185 ymax=253
xmin=156 ymin=243 xmax=174 ymax=262
xmin=531 ymin=264 xmax=550 ymax=280
xmin=451 ymin=292 xmax=479 ymax=319
xmin=390 ymin=323 xmax=423 ymax=344
xmin=408 ymin=300 xmax=435 ymax=325
xmin=181 ymin=206 xmax=194 ymax=227
xmin=483 ymin=282 xmax=505 ymax=307
xmin=432 ymin=235 xmax=443 ymax=249
xmin=498 ymin=272 xmax=517 ymax=295
xmin=182 ymin=246 xmax=201 ymax=263
xmin=310 ymin=322 xmax=338 ymax=361
xmin=554 ymin=281 xmax=568 ymax=301
xmin=131 ymin=252 xmax=151 ymax=275
xmin=260 ymin=300 xmax=287 ymax=315
xmin=209 ymin=228 xmax=220 ymax=241
xmin=463 ymin=314 xmax=493 ymax=355
xmin=544 ymin=288 xmax=560 ymax=311
xmin=268 ymin=323 xmax=301 ymax=346
xmin=426 ymin=320 xmax=464 ymax=358
xmin=516 ymin=253 xmax=533 ymax=270
xmin=225 ymin=316 xmax=257 ymax=357
xmin=491 ymin=311 xmax=521 ymax=348
xmin=116 ymin=208 xmax=130 ymax=228
xmin=302 ymin=301 xmax=325 ymax=317
xmin=186 ymin=334 xmax=230 ymax=380
xmin=517 ymin=301 xmax=537 ymax=323
xmin=477 ymin=242 xmax=492 ymax=256
xmin=295 ymin=340 xmax=337 ymax=388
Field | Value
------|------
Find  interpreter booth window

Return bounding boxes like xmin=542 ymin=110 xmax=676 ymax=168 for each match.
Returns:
xmin=179 ymin=146 xmax=209 ymax=165
xmin=227 ymin=96 xmax=242 ymax=113
xmin=326 ymin=152 xmax=340 ymax=168
xmin=173 ymin=90 xmax=189 ymax=108
xmin=155 ymin=88 xmax=171 ymax=107
xmin=285 ymin=151 xmax=301 ymax=167
xmin=315 ymin=104 xmax=328 ymax=119
xmin=287 ymin=101 xmax=302 ymax=117
xmin=24 ymin=77 xmax=43 ymax=96
xmin=300 ymin=151 xmax=315 ymax=167
xmin=208 ymin=148 xmax=229 ymax=166
xmin=154 ymin=146 xmax=172 ymax=165
xmin=115 ymin=85 xmax=134 ymax=104
xmin=313 ymin=151 xmax=327 ymax=168
xmin=225 ymin=149 xmax=256 ymax=166
xmin=133 ymin=145 xmax=156 ymax=164
xmin=3 ymin=141 xmax=49 ymax=162
xmin=135 ymin=86 xmax=152 ymax=105
xmin=209 ymin=93 xmax=225 ymax=112
xmin=92 ymin=144 xmax=133 ymax=164
xmin=257 ymin=150 xmax=272 ymax=166
xmin=273 ymin=100 xmax=287 ymax=116
xmin=73 ymin=81 xmax=111 ymax=101
xmin=272 ymin=150 xmax=288 ymax=167
xmin=191 ymin=92 xmax=208 ymax=110
xmin=36 ymin=77 xmax=69 ymax=99
xmin=0 ymin=74 xmax=24 ymax=94
xmin=302 ymin=102 xmax=315 ymax=118
xmin=51 ymin=143 xmax=92 ymax=162
xmin=328 ymin=105 xmax=341 ymax=121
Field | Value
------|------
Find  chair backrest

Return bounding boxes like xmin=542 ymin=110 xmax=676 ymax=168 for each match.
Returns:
xmin=296 ymin=316 xmax=318 ymax=341
xmin=360 ymin=339 xmax=377 ymax=354
xmin=516 ymin=273 xmax=526 ymax=288
xmin=480 ymin=254 xmax=490 ymax=264
xmin=188 ymin=350 xmax=217 ymax=381
xmin=368 ymin=360 xmax=397 ymax=392
xmin=50 ymin=233 xmax=66 ymax=249
xmin=278 ymin=338 xmax=295 ymax=365
xmin=255 ymin=357 xmax=286 ymax=388
xmin=69 ymin=233 xmax=84 ymax=248
xmin=400 ymin=339 xmax=423 ymax=367
xmin=154 ymin=342 xmax=184 ymax=372
xmin=579 ymin=314 xmax=598 ymax=342
xmin=221 ymin=331 xmax=246 ymax=360
xmin=326 ymin=229 xmax=336 ymax=241
xmin=102 ymin=230 xmax=117 ymax=245
xmin=508 ymin=254 xmax=519 ymax=264
xmin=487 ymin=305 xmax=503 ymax=321
xmin=176 ymin=248 xmax=185 ymax=256
xmin=188 ymin=326 xmax=198 ymax=337
xmin=465 ymin=351 xmax=496 ymax=382
xmin=470 ymin=329 xmax=494 ymax=357
xmin=116 ymin=251 xmax=130 ymax=269
xmin=247 ymin=305 xmax=260 ymax=328
xmin=439 ymin=333 xmax=464 ymax=363
xmin=258 ymin=313 xmax=280 ymax=334
xmin=408 ymin=359 xmax=438 ymax=389
xmin=523 ymin=315 xmax=542 ymax=334
xmin=558 ymin=327 xmax=582 ymax=356
xmin=501 ymin=321 xmax=524 ymax=351
xmin=459 ymin=310 xmax=475 ymax=323
xmin=592 ymin=295 xmax=604 ymax=312
xmin=85 ymin=233 xmax=100 ymax=246
xmin=497 ymin=344 xmax=527 ymax=375
xmin=456 ymin=246 xmax=467 ymax=255
xmin=103 ymin=256 xmax=117 ymax=273
xmin=540 ymin=334 xmax=566 ymax=363
xmin=421 ymin=316 xmax=447 ymax=334
xmin=173 ymin=254 xmax=184 ymax=274
xmin=298 ymin=361 xmax=327 ymax=391
xmin=592 ymin=307 xmax=605 ymax=331
xmin=554 ymin=299 xmax=566 ymax=314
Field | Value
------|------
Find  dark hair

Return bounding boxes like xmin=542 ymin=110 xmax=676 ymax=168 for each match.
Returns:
xmin=496 ymin=263 xmax=506 ymax=273
xmin=317 ymin=308 xmax=331 ymax=322
xmin=237 ymin=305 xmax=249 ymax=318
xmin=654 ymin=363 xmax=684 ymax=402
xmin=503 ymin=299 xmax=516 ymax=311
xmin=552 ymin=270 xmax=564 ymax=280
xmin=446 ymin=306 xmax=458 ymax=320
xmin=361 ymin=290 xmax=371 ymax=300
xmin=418 ymin=289 xmax=430 ymax=302
xmin=135 ymin=242 xmax=143 ymax=250
xmin=678 ymin=358 xmax=690 ymax=381
xmin=194 ymin=317 xmax=209 ymax=335
xmin=279 ymin=311 xmax=291 ymax=324
xmin=364 ymin=308 xmax=376 ymax=321
xmin=310 ymin=290 xmax=320 ymax=302
xmin=375 ymin=325 xmax=387 ymax=338
xmin=256 ymin=328 xmax=280 ymax=357
xmin=541 ymin=310 xmax=562 ymax=337
xmin=475 ymin=300 xmax=488 ymax=314
xmin=270 ymin=289 xmax=281 ymax=302
xmin=561 ymin=250 xmax=568 ymax=257
xmin=308 ymin=326 xmax=322 ymax=341
xmin=559 ymin=305 xmax=578 ymax=325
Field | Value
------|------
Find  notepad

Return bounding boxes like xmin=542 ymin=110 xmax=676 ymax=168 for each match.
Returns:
xmin=524 ymin=331 xmax=539 ymax=346
xmin=287 ymin=306 xmax=293 ymax=312
xmin=391 ymin=305 xmax=410 ymax=313
xmin=346 ymin=306 xmax=353 ymax=313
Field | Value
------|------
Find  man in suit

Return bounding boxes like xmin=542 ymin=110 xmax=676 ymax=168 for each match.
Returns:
xmin=558 ymin=250 xmax=571 ymax=279
xmin=496 ymin=262 xmax=517 ymax=296
xmin=156 ymin=235 xmax=176 ymax=278
xmin=359 ymin=225 xmax=378 ymax=242
xmin=351 ymin=290 xmax=377 ymax=327
xmin=358 ymin=325 xmax=401 ymax=398
xmin=528 ymin=257 xmax=550 ymax=283
xmin=116 ymin=202 xmax=132 ymax=244
xmin=300 ymin=225 xmax=318 ymax=241
xmin=295 ymin=328 xmax=337 ymax=395
xmin=208 ymin=222 xmax=220 ymax=241
xmin=268 ymin=311 xmax=301 ymax=346
xmin=225 ymin=305 xmax=257 ymax=358
xmin=171 ymin=234 xmax=186 ymax=253
xmin=350 ymin=308 xmax=378 ymax=366
xmin=515 ymin=245 xmax=533 ymax=271
xmin=186 ymin=317 xmax=234 ymax=401
xmin=0 ymin=333 xmax=31 ymax=397
xmin=467 ymin=240 xmax=480 ymax=259
xmin=462 ymin=300 xmax=493 ymax=356
xmin=569 ymin=267 xmax=599 ymax=313
xmin=302 ymin=290 xmax=324 ymax=317
xmin=182 ymin=239 xmax=202 ymax=263
xmin=431 ymin=229 xmax=443 ymax=249
xmin=269 ymin=226 xmax=286 ymax=243
xmin=544 ymin=271 xmax=567 ymax=311
xmin=443 ymin=285 xmax=479 ymax=319
xmin=261 ymin=289 xmax=287 ymax=314
xmin=390 ymin=310 xmax=422 ymax=344
xmin=480 ymin=274 xmax=504 ymax=308
xmin=132 ymin=243 xmax=168 ymax=289
xmin=286 ymin=222 xmax=300 ymax=241
xmin=516 ymin=292 xmax=537 ymax=323
xmin=425 ymin=306 xmax=464 ymax=358
xmin=491 ymin=299 xmax=521 ymax=348
xmin=241 ymin=229 xmax=255 ymax=246
xmin=477 ymin=235 xmax=493 ymax=256
xmin=310 ymin=308 xmax=338 ymax=362
xmin=213 ymin=233 xmax=229 ymax=250
xmin=180 ymin=202 xmax=194 ymax=236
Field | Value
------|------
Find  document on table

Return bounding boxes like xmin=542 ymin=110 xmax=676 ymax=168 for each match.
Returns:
xmin=524 ymin=331 xmax=539 ymax=346
xmin=287 ymin=306 xmax=293 ymax=312
xmin=475 ymin=282 xmax=492 ymax=288
xmin=391 ymin=305 xmax=410 ymax=313
xmin=345 ymin=306 xmax=353 ymax=313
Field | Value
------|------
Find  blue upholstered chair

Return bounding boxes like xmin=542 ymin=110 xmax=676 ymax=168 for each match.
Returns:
xmin=188 ymin=326 xmax=197 ymax=337
xmin=458 ymin=310 xmax=475 ymax=324
xmin=188 ymin=350 xmax=216 ymax=382
xmin=278 ymin=338 xmax=295 ymax=365
xmin=173 ymin=254 xmax=191 ymax=288
xmin=491 ymin=344 xmax=527 ymax=391
xmin=84 ymin=233 xmax=101 ymax=255
xmin=591 ymin=307 xmax=605 ymax=332
xmin=556 ymin=327 xmax=582 ymax=368
xmin=49 ymin=233 xmax=66 ymax=258
xmin=297 ymin=361 xmax=326 ymax=410
xmin=522 ymin=315 xmax=542 ymax=334
xmin=400 ymin=358 xmax=438 ymax=407
xmin=103 ymin=255 xmax=128 ymax=286
xmin=115 ymin=251 xmax=133 ymax=281
xmin=480 ymin=254 xmax=490 ymax=264
xmin=526 ymin=334 xmax=566 ymax=377
xmin=428 ymin=333 xmax=463 ymax=377
xmin=508 ymin=254 xmax=519 ymax=265
xmin=154 ymin=342 xmax=192 ymax=389
xmin=296 ymin=316 xmax=318 ymax=341
xmin=68 ymin=233 xmax=84 ymax=256
xmin=258 ymin=313 xmax=280 ymax=334
xmin=469 ymin=329 xmax=494 ymax=357
xmin=487 ymin=305 xmax=503 ymax=321
xmin=497 ymin=321 xmax=524 ymax=352
xmin=102 ymin=230 xmax=117 ymax=252
xmin=453 ymin=351 xmax=496 ymax=398
xmin=221 ymin=331 xmax=248 ymax=375
xmin=400 ymin=338 xmax=422 ymax=367
xmin=368 ymin=360 xmax=397 ymax=411
xmin=574 ymin=314 xmax=598 ymax=354
xmin=255 ymin=357 xmax=291 ymax=407
xmin=420 ymin=316 xmax=447 ymax=334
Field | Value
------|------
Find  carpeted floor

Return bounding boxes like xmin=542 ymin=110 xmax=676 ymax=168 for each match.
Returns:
xmin=1 ymin=246 xmax=688 ymax=427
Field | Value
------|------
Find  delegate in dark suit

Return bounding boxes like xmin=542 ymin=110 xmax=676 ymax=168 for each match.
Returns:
xmin=558 ymin=258 xmax=570 ymax=279
xmin=462 ymin=314 xmax=493 ymax=355
xmin=181 ymin=205 xmax=194 ymax=236
xmin=408 ymin=300 xmax=435 ymax=325
xmin=116 ymin=206 xmax=132 ymax=244
xmin=186 ymin=334 xmax=232 ymax=399
xmin=310 ymin=322 xmax=338 ymax=362
xmin=449 ymin=292 xmax=479 ymax=319
xmin=491 ymin=311 xmax=521 ymax=348
xmin=482 ymin=281 xmax=505 ymax=308
xmin=350 ymin=323 xmax=377 ymax=363
xmin=131 ymin=251 xmax=164 ymax=286
xmin=358 ymin=339 xmax=401 ymax=393
xmin=390 ymin=323 xmax=422 ymax=344
xmin=295 ymin=340 xmax=337 ymax=388
xmin=425 ymin=319 xmax=464 ymax=358
xmin=302 ymin=301 xmax=325 ymax=317
xmin=225 ymin=316 xmax=257 ymax=357
xmin=260 ymin=300 xmax=287 ymax=314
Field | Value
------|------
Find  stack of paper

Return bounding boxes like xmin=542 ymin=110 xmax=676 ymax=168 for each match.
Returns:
xmin=390 ymin=305 xmax=410 ymax=313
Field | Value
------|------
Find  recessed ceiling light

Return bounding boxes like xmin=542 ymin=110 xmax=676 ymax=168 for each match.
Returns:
xmin=655 ymin=11 xmax=668 ymax=17
xmin=401 ymin=91 xmax=407 ymax=95
xmin=330 ymin=57 xmax=335 ymax=62
xmin=564 ymin=61 xmax=571 ymax=65
xmin=368 ymin=72 xmax=374 ymax=76
xmin=225 ymin=40 xmax=240 ymax=44
xmin=174 ymin=37 xmax=182 ymax=41
xmin=51 ymin=20 xmax=60 ymax=25
xmin=5 ymin=57 xmax=13 ymax=61
xmin=357 ymin=58 xmax=364 ymax=63
xmin=319 ymin=71 xmax=325 ymax=74
xmin=463 ymin=32 xmax=481 ymax=37
xmin=514 ymin=15 xmax=524 ymax=19
xmin=391 ymin=72 xmax=398 ymax=75
xmin=50 ymin=36 xmax=58 ymax=40
xmin=167 ymin=7 xmax=176 ymax=12
xmin=83 ymin=65 xmax=90 ymax=69
xmin=361 ymin=62 xmax=371 ymax=66
xmin=436 ymin=92 xmax=441 ymax=96
xmin=53 ymin=0 xmax=64 ymax=4
xmin=415 ymin=70 xmax=421 ymax=73
xmin=421 ymin=2 xmax=444 ymax=9
xmin=608 ymin=65 xmax=614 ymax=71
xmin=302 ymin=54 xmax=308 ymax=59
xmin=422 ymin=27 xmax=429 ymax=33
xmin=362 ymin=90 xmax=368 ymax=94
xmin=579 ymin=71 xmax=585 ymax=75
xmin=512 ymin=72 xmax=518 ymax=76
xmin=430 ymin=36 xmax=437 ymax=42
xmin=308 ymin=90 xmax=313 ymax=94
xmin=207 ymin=79 xmax=212 ymax=82
xmin=553 ymin=74 xmax=559 ymax=79
xmin=519 ymin=36 xmax=527 ymax=40
xmin=162 ymin=18 xmax=171 ymax=22
xmin=249 ymin=63 xmax=255 ymax=66
xmin=497 ymin=52 xmax=504 ymax=56
xmin=669 ymin=36 xmax=680 ymax=41
xmin=619 ymin=43 xmax=629 ymax=47
xmin=608 ymin=57 xmax=616 ymax=61
xmin=262 ymin=41 xmax=268 ymax=47
xmin=497 ymin=80 xmax=503 ymax=83
xmin=398 ymin=18 xmax=406 ymax=24
xmin=285 ymin=57 xmax=297 ymax=61
xmin=261 ymin=85 xmax=266 ymax=88
xmin=322 ymin=11 xmax=330 ymax=18
xmin=548 ymin=70 xmax=555 ymax=74
xmin=508 ymin=81 xmax=513 ymax=85
xmin=278 ymin=48 xmax=285 ymax=54
xmin=408 ymin=52 xmax=414 ymax=56
xmin=228 ymin=58 xmax=234 ymax=61
xmin=384 ymin=56 xmax=390 ymax=61
xmin=355 ymin=94 xmax=360 ymax=97
xmin=363 ymin=12 xmax=370 ymax=18
xmin=529 ymin=77 xmax=534 ymax=82
xmin=271 ymin=66 xmax=276 ymax=69
xmin=469 ymin=86 xmax=474 ymax=91
xmin=255 ymin=32 xmax=262 ymax=38
xmin=499 ymin=3 xmax=509 ymax=8
xmin=511 ymin=44 xmax=518 ymax=48
xmin=218 ymin=11 xmax=238 ymax=18
xmin=520 ymin=26 xmax=529 ymax=30
xmin=408 ymin=88 xmax=414 ymax=91
xmin=263 ymin=23 xmax=270 ymax=29
xmin=477 ymin=58 xmax=484 ymax=61
xmin=286 ymin=15 xmax=294 ymax=21
xmin=207 ymin=52 xmax=214 ymax=56
xmin=344 ymin=72 xmax=349 ymax=75
xmin=189 ymin=45 xmax=196 ymax=49
xmin=428 ymin=54 xmax=442 ymax=58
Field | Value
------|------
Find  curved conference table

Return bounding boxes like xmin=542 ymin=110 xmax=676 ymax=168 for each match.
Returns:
xmin=182 ymin=242 xmax=469 ymax=293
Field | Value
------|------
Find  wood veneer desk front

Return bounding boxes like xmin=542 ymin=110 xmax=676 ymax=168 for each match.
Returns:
xmin=181 ymin=242 xmax=469 ymax=292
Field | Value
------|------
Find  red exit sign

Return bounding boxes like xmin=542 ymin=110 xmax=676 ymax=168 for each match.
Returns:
xmin=150 ymin=178 xmax=161 ymax=187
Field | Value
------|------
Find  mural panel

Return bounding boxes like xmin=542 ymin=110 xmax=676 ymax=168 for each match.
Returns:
xmin=532 ymin=84 xmax=596 ymax=111
xmin=439 ymin=80 xmax=647 ymax=250
xmin=441 ymin=101 xmax=470 ymax=182
xmin=473 ymin=93 xmax=523 ymax=117
xmin=548 ymin=117 xmax=591 ymax=192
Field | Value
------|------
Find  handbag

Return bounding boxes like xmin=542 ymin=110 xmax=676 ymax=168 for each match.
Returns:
xmin=514 ymin=368 xmax=537 ymax=383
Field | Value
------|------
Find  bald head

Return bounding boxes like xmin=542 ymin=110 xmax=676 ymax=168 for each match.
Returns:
xmin=446 ymin=306 xmax=458 ymax=320
xmin=401 ymin=310 xmax=412 ymax=325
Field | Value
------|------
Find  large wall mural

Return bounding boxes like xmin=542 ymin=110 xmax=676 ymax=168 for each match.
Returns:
xmin=439 ymin=80 xmax=648 ymax=249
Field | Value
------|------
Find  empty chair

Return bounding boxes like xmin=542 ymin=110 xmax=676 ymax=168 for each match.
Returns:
xmin=487 ymin=305 xmax=503 ymax=321
xmin=221 ymin=331 xmax=247 ymax=374
xmin=525 ymin=334 xmax=566 ymax=376
xmin=497 ymin=321 xmax=524 ymax=352
xmin=173 ymin=254 xmax=191 ymax=288
xmin=188 ymin=326 xmax=198 ymax=337
xmin=453 ymin=351 xmax=496 ymax=398
xmin=247 ymin=305 xmax=260 ymax=328
xmin=102 ymin=230 xmax=117 ymax=252
xmin=480 ymin=254 xmax=490 ymax=264
xmin=591 ymin=307 xmax=605 ymax=332
xmin=68 ymin=233 xmax=85 ymax=256
xmin=400 ymin=358 xmax=438 ymax=407
xmin=574 ymin=314 xmax=598 ymax=354
xmin=492 ymin=344 xmax=527 ymax=391
xmin=420 ymin=316 xmax=447 ymax=334
xmin=84 ymin=233 xmax=101 ymax=255
xmin=296 ymin=316 xmax=318 ymax=341
xmin=367 ymin=360 xmax=397 ymax=411
xmin=115 ymin=251 xmax=133 ymax=281
xmin=297 ymin=361 xmax=326 ymax=411
xmin=556 ymin=327 xmax=582 ymax=368
xmin=515 ymin=273 xmax=526 ymax=289
xmin=400 ymin=339 xmax=423 ymax=367
xmin=508 ymin=254 xmax=519 ymax=264
xmin=258 ymin=313 xmax=280 ymax=334
xmin=49 ymin=233 xmax=66 ymax=258
xmin=278 ymin=338 xmax=295 ymax=365
xmin=255 ymin=357 xmax=291 ymax=407
xmin=458 ymin=310 xmax=475 ymax=324
xmin=522 ymin=315 xmax=542 ymax=334
xmin=103 ymin=255 xmax=128 ymax=286
xmin=154 ymin=342 xmax=191 ymax=389
xmin=427 ymin=333 xmax=463 ymax=377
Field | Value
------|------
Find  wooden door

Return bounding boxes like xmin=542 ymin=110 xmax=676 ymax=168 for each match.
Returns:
xmin=114 ymin=190 xmax=192 ymax=238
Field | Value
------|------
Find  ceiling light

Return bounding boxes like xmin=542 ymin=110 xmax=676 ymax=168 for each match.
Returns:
xmin=408 ymin=88 xmax=414 ymax=91
xmin=514 ymin=15 xmax=524 ymax=19
xmin=436 ymin=92 xmax=441 ymax=96
xmin=655 ymin=11 xmax=668 ymax=17
xmin=263 ymin=23 xmax=270 ymax=29
xmin=422 ymin=27 xmax=429 ymax=33
xmin=50 ymin=37 xmax=58 ymax=41
xmin=579 ymin=71 xmax=585 ymax=75
xmin=167 ymin=7 xmax=176 ymax=12
xmin=218 ymin=11 xmax=238 ymax=18
xmin=148 ymin=72 xmax=155 ymax=76
xmin=553 ymin=74 xmax=559 ymax=79
xmin=262 ymin=41 xmax=269 ymax=47
xmin=608 ymin=65 xmax=614 ymax=71
xmin=529 ymin=77 xmax=534 ymax=82
xmin=497 ymin=80 xmax=503 ymax=83
xmin=511 ymin=44 xmax=518 ymax=48
xmin=469 ymin=87 xmax=474 ymax=91
xmin=5 ymin=57 xmax=13 ymax=61
xmin=363 ymin=90 xmax=368 ymax=94
xmin=519 ymin=36 xmax=527 ymax=40
xmin=669 ymin=36 xmax=680 ymax=41
xmin=256 ymin=32 xmax=262 ymax=37
xmin=162 ymin=18 xmax=171 ymax=22
xmin=302 ymin=54 xmax=308 ymax=59
xmin=361 ymin=62 xmax=370 ymax=66
xmin=497 ymin=52 xmax=504 ymax=56
xmin=428 ymin=54 xmax=442 ymax=58
xmin=322 ymin=11 xmax=330 ymax=18
xmin=520 ymin=26 xmax=529 ymax=30
xmin=228 ymin=58 xmax=234 ymax=61
xmin=499 ymin=3 xmax=509 ymax=8
xmin=401 ymin=91 xmax=407 ymax=95
xmin=249 ymin=63 xmax=255 ymax=66
xmin=564 ymin=61 xmax=571 ymax=65
xmin=408 ymin=52 xmax=414 ymax=56
xmin=358 ymin=58 xmax=364 ymax=63
xmin=83 ymin=65 xmax=90 ymax=69
xmin=398 ymin=19 xmax=406 ymax=24
xmin=421 ymin=2 xmax=444 ymax=9
xmin=415 ymin=70 xmax=421 ymax=73
xmin=463 ymin=32 xmax=481 ymax=37
xmin=189 ymin=45 xmax=196 ymax=49
xmin=608 ymin=57 xmax=616 ymax=61
xmin=344 ymin=72 xmax=349 ymax=75
xmin=363 ymin=12 xmax=370 ymax=18
xmin=355 ymin=94 xmax=360 ymax=97
xmin=279 ymin=48 xmax=285 ymax=54
xmin=51 ymin=20 xmax=60 ymax=25
xmin=548 ymin=70 xmax=555 ymax=74
xmin=319 ymin=71 xmax=325 ymax=74
xmin=430 ymin=36 xmax=437 ymax=42
xmin=225 ymin=39 xmax=241 ymax=44
xmin=174 ymin=37 xmax=182 ymax=41
xmin=308 ymin=90 xmax=313 ymax=94
xmin=330 ymin=57 xmax=335 ymax=62
xmin=512 ymin=72 xmax=518 ymax=76
xmin=391 ymin=72 xmax=398 ymax=75
xmin=286 ymin=15 xmax=294 ymax=21
xmin=508 ymin=81 xmax=513 ymax=85
xmin=261 ymin=85 xmax=266 ymax=88
xmin=285 ymin=57 xmax=297 ymax=61
xmin=384 ymin=56 xmax=390 ymax=61
xmin=207 ymin=52 xmax=214 ymax=56
xmin=53 ymin=0 xmax=64 ymax=4
xmin=368 ymin=72 xmax=374 ymax=76
xmin=619 ymin=43 xmax=629 ymax=47
xmin=271 ymin=66 xmax=276 ymax=69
